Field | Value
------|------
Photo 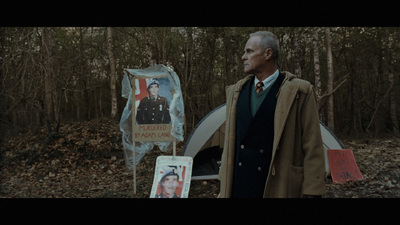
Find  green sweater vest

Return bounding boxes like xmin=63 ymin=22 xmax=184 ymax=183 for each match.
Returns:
xmin=250 ymin=83 xmax=274 ymax=117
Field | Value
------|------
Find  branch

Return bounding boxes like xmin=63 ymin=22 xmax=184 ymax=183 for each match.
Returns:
xmin=366 ymin=80 xmax=394 ymax=132
xmin=318 ymin=75 xmax=348 ymax=111
xmin=319 ymin=75 xmax=348 ymax=100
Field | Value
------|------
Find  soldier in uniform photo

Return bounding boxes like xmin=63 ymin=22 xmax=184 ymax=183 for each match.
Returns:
xmin=136 ymin=79 xmax=171 ymax=124
xmin=155 ymin=166 xmax=180 ymax=198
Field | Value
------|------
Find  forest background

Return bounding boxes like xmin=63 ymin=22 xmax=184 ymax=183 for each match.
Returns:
xmin=1 ymin=27 xmax=399 ymax=144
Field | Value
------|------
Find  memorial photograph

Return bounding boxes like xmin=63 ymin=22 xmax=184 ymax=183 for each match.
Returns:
xmin=150 ymin=156 xmax=193 ymax=198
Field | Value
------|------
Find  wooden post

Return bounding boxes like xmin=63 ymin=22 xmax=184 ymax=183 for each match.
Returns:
xmin=173 ymin=139 xmax=176 ymax=157
xmin=131 ymin=77 xmax=137 ymax=195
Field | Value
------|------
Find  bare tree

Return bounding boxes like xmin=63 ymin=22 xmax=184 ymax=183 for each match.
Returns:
xmin=312 ymin=27 xmax=322 ymax=109
xmin=230 ymin=27 xmax=240 ymax=84
xmin=325 ymin=27 xmax=335 ymax=131
xmin=162 ymin=27 xmax=166 ymax=64
xmin=384 ymin=28 xmax=399 ymax=136
xmin=2 ymin=27 xmax=400 ymax=139
xmin=292 ymin=28 xmax=302 ymax=78
xmin=41 ymin=27 xmax=56 ymax=125
xmin=144 ymin=27 xmax=155 ymax=66
xmin=107 ymin=27 xmax=118 ymax=118
xmin=183 ymin=27 xmax=194 ymax=137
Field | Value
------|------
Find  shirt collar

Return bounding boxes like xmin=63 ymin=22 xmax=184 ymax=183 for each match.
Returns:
xmin=254 ymin=69 xmax=279 ymax=90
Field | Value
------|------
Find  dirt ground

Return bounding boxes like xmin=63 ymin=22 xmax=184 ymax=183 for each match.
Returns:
xmin=1 ymin=118 xmax=399 ymax=198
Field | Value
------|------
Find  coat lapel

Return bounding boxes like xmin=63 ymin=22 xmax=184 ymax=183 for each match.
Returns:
xmin=242 ymin=73 xmax=285 ymax=142
xmin=235 ymin=77 xmax=254 ymax=143
xmin=272 ymin=73 xmax=299 ymax=158
xmin=219 ymin=75 xmax=252 ymax=197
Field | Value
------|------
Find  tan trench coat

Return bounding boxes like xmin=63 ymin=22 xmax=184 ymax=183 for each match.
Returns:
xmin=218 ymin=71 xmax=326 ymax=198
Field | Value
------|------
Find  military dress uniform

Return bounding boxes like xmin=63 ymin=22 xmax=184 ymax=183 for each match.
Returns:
xmin=136 ymin=95 xmax=171 ymax=124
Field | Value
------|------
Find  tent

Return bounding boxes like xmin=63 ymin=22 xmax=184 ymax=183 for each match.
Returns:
xmin=182 ymin=104 xmax=344 ymax=180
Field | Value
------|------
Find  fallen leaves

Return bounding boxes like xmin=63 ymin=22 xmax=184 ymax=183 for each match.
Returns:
xmin=325 ymin=137 xmax=400 ymax=198
xmin=0 ymin=118 xmax=132 ymax=198
xmin=0 ymin=118 xmax=218 ymax=198
xmin=1 ymin=118 xmax=400 ymax=198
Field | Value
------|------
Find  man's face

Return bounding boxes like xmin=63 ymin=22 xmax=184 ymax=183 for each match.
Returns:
xmin=148 ymin=84 xmax=159 ymax=98
xmin=242 ymin=36 xmax=268 ymax=74
xmin=161 ymin=175 xmax=178 ymax=197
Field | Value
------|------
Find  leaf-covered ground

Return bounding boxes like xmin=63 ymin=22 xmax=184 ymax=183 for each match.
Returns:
xmin=1 ymin=118 xmax=399 ymax=198
xmin=325 ymin=138 xmax=400 ymax=198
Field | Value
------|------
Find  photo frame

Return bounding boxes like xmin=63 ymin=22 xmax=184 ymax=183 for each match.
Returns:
xmin=122 ymin=65 xmax=185 ymax=194
xmin=132 ymin=75 xmax=175 ymax=142
xmin=150 ymin=156 xmax=193 ymax=198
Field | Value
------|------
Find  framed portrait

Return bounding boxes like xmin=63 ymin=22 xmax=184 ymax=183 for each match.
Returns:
xmin=122 ymin=65 xmax=185 ymax=194
xmin=132 ymin=75 xmax=175 ymax=142
xmin=150 ymin=156 xmax=193 ymax=198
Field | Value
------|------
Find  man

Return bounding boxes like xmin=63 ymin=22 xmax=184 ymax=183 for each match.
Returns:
xmin=155 ymin=166 xmax=180 ymax=198
xmin=218 ymin=31 xmax=326 ymax=198
xmin=136 ymin=79 xmax=171 ymax=124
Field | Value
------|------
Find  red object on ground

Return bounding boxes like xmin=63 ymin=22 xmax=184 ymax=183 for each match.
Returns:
xmin=328 ymin=149 xmax=364 ymax=184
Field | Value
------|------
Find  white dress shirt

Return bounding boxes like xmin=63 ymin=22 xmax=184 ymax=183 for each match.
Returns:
xmin=254 ymin=69 xmax=279 ymax=92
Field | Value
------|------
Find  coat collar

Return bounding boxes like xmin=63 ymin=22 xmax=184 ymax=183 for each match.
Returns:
xmin=233 ymin=71 xmax=297 ymax=94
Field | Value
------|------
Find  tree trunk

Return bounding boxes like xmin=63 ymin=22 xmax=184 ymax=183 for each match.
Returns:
xmin=84 ymin=83 xmax=90 ymax=121
xmin=183 ymin=27 xmax=194 ymax=137
xmin=325 ymin=27 xmax=335 ymax=131
xmin=99 ymin=88 xmax=104 ymax=118
xmin=312 ymin=28 xmax=322 ymax=110
xmin=384 ymin=28 xmax=399 ymax=136
xmin=93 ymin=89 xmax=99 ymax=119
xmin=144 ymin=28 xmax=155 ymax=66
xmin=75 ymin=90 xmax=80 ymax=120
xmin=292 ymin=28 xmax=302 ymax=78
xmin=41 ymin=27 xmax=55 ymax=124
xmin=162 ymin=27 xmax=166 ymax=64
xmin=107 ymin=27 xmax=118 ymax=118
xmin=230 ymin=27 xmax=240 ymax=84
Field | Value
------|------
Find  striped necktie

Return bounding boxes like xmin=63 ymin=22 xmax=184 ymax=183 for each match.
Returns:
xmin=255 ymin=81 xmax=264 ymax=93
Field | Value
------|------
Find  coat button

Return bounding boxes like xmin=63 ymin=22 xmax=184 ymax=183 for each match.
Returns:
xmin=240 ymin=145 xmax=244 ymax=149
xmin=238 ymin=162 xmax=242 ymax=166
xmin=260 ymin=149 xmax=264 ymax=154
xmin=258 ymin=167 xmax=261 ymax=171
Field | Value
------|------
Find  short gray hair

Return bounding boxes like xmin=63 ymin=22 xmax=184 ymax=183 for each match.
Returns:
xmin=250 ymin=31 xmax=280 ymax=61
